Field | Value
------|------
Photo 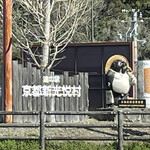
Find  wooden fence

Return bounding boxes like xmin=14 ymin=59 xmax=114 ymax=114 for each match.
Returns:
xmin=3 ymin=61 xmax=89 ymax=123
xmin=0 ymin=110 xmax=150 ymax=150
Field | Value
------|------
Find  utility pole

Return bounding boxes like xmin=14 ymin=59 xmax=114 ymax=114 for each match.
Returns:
xmin=131 ymin=10 xmax=138 ymax=99
xmin=120 ymin=9 xmax=145 ymax=99
xmin=3 ymin=0 xmax=13 ymax=123
xmin=132 ymin=10 xmax=138 ymax=63
xmin=121 ymin=9 xmax=143 ymax=62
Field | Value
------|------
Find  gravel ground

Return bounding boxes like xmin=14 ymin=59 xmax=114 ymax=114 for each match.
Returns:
xmin=0 ymin=118 xmax=149 ymax=142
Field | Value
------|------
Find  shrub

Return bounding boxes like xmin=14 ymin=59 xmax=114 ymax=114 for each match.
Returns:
xmin=124 ymin=142 xmax=150 ymax=150
xmin=0 ymin=140 xmax=149 ymax=150
xmin=45 ymin=141 xmax=117 ymax=150
xmin=0 ymin=140 xmax=39 ymax=150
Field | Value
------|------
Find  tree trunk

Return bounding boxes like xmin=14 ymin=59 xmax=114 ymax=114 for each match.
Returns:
xmin=42 ymin=0 xmax=51 ymax=68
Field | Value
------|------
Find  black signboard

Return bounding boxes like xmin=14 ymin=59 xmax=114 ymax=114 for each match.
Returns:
xmin=118 ymin=99 xmax=146 ymax=108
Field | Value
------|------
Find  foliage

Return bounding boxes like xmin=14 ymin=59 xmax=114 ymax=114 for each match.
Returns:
xmin=0 ymin=0 xmax=150 ymax=61
xmin=46 ymin=141 xmax=117 ymax=150
xmin=72 ymin=0 xmax=150 ymax=59
xmin=124 ymin=142 xmax=150 ymax=150
xmin=0 ymin=140 xmax=39 ymax=150
xmin=72 ymin=0 xmax=106 ymax=42
xmin=0 ymin=141 xmax=149 ymax=150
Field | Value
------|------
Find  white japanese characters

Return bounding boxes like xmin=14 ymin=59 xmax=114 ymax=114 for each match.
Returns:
xmin=22 ymin=85 xmax=81 ymax=97
xmin=22 ymin=75 xmax=81 ymax=97
xmin=43 ymin=76 xmax=60 ymax=83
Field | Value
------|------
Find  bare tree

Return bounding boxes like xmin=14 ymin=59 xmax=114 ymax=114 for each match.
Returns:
xmin=10 ymin=0 xmax=88 ymax=69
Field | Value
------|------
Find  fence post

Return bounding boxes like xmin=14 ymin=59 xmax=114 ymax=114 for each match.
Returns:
xmin=40 ymin=111 xmax=45 ymax=150
xmin=40 ymin=69 xmax=45 ymax=150
xmin=118 ymin=110 xmax=123 ymax=150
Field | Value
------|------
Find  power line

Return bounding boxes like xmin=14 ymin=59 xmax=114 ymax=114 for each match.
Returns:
xmin=119 ymin=9 xmax=146 ymax=45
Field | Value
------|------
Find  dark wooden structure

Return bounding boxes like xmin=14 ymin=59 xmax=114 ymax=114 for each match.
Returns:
xmin=22 ymin=42 xmax=134 ymax=111
xmin=52 ymin=42 xmax=134 ymax=110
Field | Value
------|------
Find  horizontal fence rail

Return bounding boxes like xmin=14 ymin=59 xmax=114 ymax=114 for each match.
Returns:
xmin=123 ymin=111 xmax=150 ymax=115
xmin=0 ymin=111 xmax=39 ymax=115
xmin=45 ymin=123 xmax=117 ymax=128
xmin=45 ymin=137 xmax=117 ymax=141
xmin=0 ymin=123 xmax=39 ymax=127
xmin=45 ymin=111 xmax=117 ymax=115
xmin=0 ymin=136 xmax=39 ymax=140
xmin=124 ymin=136 xmax=150 ymax=141
xmin=0 ymin=110 xmax=149 ymax=150
xmin=123 ymin=123 xmax=150 ymax=128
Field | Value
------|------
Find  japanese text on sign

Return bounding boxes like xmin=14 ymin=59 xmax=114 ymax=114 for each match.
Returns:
xmin=22 ymin=85 xmax=81 ymax=97
xmin=43 ymin=76 xmax=60 ymax=83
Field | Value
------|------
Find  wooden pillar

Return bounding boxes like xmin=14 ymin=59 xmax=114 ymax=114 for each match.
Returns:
xmin=3 ymin=0 xmax=13 ymax=123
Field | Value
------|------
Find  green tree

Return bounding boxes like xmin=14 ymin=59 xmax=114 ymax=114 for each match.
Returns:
xmin=92 ymin=0 xmax=150 ymax=59
xmin=1 ymin=0 xmax=150 ymax=61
